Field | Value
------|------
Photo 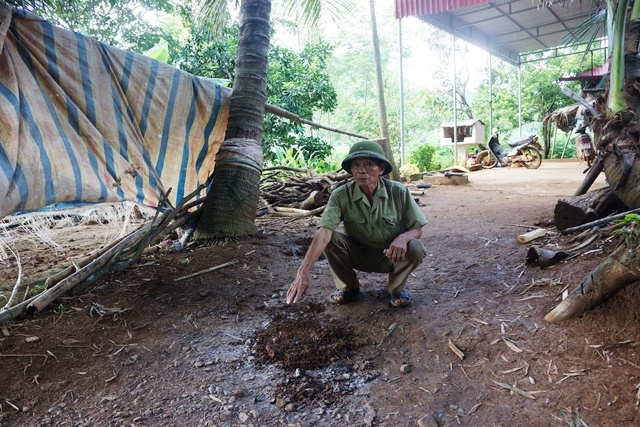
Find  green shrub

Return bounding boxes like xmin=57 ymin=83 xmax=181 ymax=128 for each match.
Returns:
xmin=409 ymin=144 xmax=454 ymax=171
xmin=432 ymin=146 xmax=454 ymax=171
xmin=265 ymin=146 xmax=340 ymax=173
xmin=409 ymin=144 xmax=436 ymax=171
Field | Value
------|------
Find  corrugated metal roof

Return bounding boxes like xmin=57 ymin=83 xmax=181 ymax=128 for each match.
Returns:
xmin=441 ymin=119 xmax=485 ymax=127
xmin=395 ymin=0 xmax=599 ymax=66
xmin=395 ymin=0 xmax=491 ymax=20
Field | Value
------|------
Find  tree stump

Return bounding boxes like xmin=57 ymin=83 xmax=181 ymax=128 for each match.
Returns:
xmin=554 ymin=185 xmax=627 ymax=231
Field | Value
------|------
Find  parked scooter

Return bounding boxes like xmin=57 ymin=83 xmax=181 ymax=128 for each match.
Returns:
xmin=576 ymin=125 xmax=595 ymax=167
xmin=475 ymin=129 xmax=542 ymax=169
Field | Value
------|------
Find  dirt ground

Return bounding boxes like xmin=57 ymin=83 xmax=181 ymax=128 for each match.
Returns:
xmin=1 ymin=159 xmax=639 ymax=427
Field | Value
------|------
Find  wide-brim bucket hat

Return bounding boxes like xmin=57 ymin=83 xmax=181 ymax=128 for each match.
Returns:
xmin=341 ymin=140 xmax=393 ymax=175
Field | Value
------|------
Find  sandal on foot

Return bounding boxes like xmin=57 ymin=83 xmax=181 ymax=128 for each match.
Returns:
xmin=390 ymin=290 xmax=411 ymax=307
xmin=329 ymin=288 xmax=359 ymax=305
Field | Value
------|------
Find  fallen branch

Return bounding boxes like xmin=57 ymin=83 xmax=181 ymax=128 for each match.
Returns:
xmin=270 ymin=206 xmax=326 ymax=217
xmin=2 ymin=246 xmax=24 ymax=310
xmin=448 ymin=339 xmax=465 ymax=360
xmin=560 ymin=208 xmax=640 ymax=235
xmin=490 ymin=380 xmax=536 ymax=400
xmin=544 ymin=241 xmax=640 ymax=322
xmin=26 ymin=223 xmax=153 ymax=314
xmin=3 ymin=179 xmax=214 ymax=321
xmin=174 ymin=260 xmax=239 ymax=282
xmin=376 ymin=322 xmax=398 ymax=349
xmin=260 ymin=170 xmax=350 ymax=210
xmin=0 ymin=353 xmax=48 ymax=358
xmin=263 ymin=165 xmax=315 ymax=175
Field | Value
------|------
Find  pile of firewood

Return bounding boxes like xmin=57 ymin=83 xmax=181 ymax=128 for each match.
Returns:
xmin=258 ymin=167 xmax=351 ymax=217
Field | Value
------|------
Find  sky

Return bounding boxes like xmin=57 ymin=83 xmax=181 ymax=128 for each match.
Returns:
xmin=269 ymin=0 xmax=493 ymax=94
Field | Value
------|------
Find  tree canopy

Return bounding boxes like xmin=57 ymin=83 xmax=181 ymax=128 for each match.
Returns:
xmin=6 ymin=0 xmax=605 ymax=169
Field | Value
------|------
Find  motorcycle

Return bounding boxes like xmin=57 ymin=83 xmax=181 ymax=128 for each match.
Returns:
xmin=475 ymin=131 xmax=543 ymax=169
xmin=576 ymin=125 xmax=595 ymax=167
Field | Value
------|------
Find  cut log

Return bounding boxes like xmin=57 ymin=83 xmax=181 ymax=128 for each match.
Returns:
xmin=544 ymin=242 xmax=640 ymax=322
xmin=554 ymin=185 xmax=627 ymax=231
xmin=296 ymin=191 xmax=324 ymax=210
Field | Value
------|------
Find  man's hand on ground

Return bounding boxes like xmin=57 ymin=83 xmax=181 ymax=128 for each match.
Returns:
xmin=286 ymin=273 xmax=310 ymax=304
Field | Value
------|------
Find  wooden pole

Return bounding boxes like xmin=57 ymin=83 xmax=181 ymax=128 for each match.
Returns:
xmin=265 ymin=104 xmax=368 ymax=140
xmin=561 ymin=129 xmax=573 ymax=159
xmin=573 ymin=156 xmax=604 ymax=197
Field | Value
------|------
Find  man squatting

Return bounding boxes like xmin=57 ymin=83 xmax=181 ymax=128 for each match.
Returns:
xmin=286 ymin=140 xmax=427 ymax=307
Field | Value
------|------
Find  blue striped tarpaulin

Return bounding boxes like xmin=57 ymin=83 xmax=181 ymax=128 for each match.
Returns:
xmin=0 ymin=3 xmax=231 ymax=220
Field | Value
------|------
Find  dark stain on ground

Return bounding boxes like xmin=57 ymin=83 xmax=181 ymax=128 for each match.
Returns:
xmin=252 ymin=314 xmax=353 ymax=371
xmin=251 ymin=311 xmax=376 ymax=407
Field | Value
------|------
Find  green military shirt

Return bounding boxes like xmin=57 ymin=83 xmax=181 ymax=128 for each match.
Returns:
xmin=319 ymin=178 xmax=428 ymax=249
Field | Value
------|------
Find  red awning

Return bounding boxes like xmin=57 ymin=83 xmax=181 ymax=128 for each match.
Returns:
xmin=395 ymin=0 xmax=493 ymax=19
xmin=558 ymin=62 xmax=609 ymax=82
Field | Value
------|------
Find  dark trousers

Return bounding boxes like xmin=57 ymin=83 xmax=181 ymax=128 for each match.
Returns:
xmin=323 ymin=231 xmax=426 ymax=295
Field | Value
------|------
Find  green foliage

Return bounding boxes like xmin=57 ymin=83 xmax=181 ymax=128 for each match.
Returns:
xmin=54 ymin=303 xmax=65 ymax=315
xmin=29 ymin=283 xmax=47 ymax=297
xmin=262 ymin=42 xmax=338 ymax=164
xmin=427 ymin=31 xmax=475 ymax=120
xmin=166 ymin=7 xmax=340 ymax=167
xmin=296 ymin=136 xmax=332 ymax=162
xmin=613 ymin=213 xmax=640 ymax=240
xmin=144 ymin=39 xmax=169 ymax=63
xmin=170 ymin=4 xmax=238 ymax=81
xmin=268 ymin=147 xmax=309 ymax=168
xmin=472 ymin=50 xmax=599 ymax=137
xmin=282 ymin=0 xmax=355 ymax=29
xmin=433 ymin=146 xmax=454 ymax=171
xmin=549 ymin=132 xmax=577 ymax=159
xmin=266 ymin=145 xmax=339 ymax=172
xmin=409 ymin=144 xmax=436 ymax=172
xmin=11 ymin=0 xmax=178 ymax=54
xmin=408 ymin=144 xmax=453 ymax=172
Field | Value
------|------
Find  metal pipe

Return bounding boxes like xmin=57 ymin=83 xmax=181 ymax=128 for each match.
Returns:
xmin=398 ymin=18 xmax=405 ymax=165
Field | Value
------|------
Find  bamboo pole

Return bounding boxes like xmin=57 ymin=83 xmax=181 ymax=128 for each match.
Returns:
xmin=265 ymin=103 xmax=369 ymax=140
xmin=26 ymin=223 xmax=152 ymax=314
xmin=561 ymin=129 xmax=573 ymax=159
xmin=45 ymin=237 xmax=125 ymax=288
xmin=551 ymin=124 xmax=558 ymax=158
xmin=0 ymin=295 xmax=40 ymax=323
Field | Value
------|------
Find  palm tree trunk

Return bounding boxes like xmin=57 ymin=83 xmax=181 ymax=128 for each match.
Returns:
xmin=194 ymin=0 xmax=271 ymax=242
xmin=546 ymin=15 xmax=640 ymax=321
